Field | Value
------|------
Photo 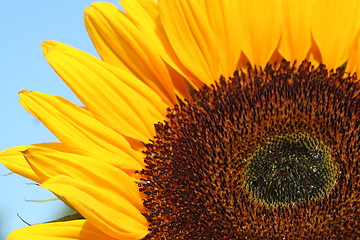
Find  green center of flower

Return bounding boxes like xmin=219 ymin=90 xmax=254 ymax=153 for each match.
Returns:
xmin=243 ymin=132 xmax=337 ymax=205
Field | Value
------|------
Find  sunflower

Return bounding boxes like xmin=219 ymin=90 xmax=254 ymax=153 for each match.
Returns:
xmin=1 ymin=0 xmax=359 ymax=239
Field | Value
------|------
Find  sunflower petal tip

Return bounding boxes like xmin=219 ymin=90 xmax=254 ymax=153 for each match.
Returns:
xmin=85 ymin=2 xmax=112 ymax=19
xmin=18 ymin=90 xmax=31 ymax=95
xmin=41 ymin=41 xmax=59 ymax=56
xmin=86 ymin=1 xmax=106 ymax=12
xmin=84 ymin=6 xmax=97 ymax=22
xmin=84 ymin=5 xmax=93 ymax=14
xmin=19 ymin=149 xmax=30 ymax=155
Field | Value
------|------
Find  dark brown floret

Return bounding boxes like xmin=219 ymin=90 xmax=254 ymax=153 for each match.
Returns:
xmin=140 ymin=61 xmax=360 ymax=239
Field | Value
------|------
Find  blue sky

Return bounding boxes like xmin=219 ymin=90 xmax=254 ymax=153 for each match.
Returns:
xmin=1 ymin=1 xmax=121 ymax=238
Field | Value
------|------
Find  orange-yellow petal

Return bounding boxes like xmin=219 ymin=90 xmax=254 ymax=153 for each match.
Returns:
xmin=120 ymin=0 xmax=158 ymax=27
xmin=347 ymin=33 xmax=360 ymax=75
xmin=19 ymin=91 xmax=144 ymax=170
xmin=7 ymin=219 xmax=117 ymax=240
xmin=278 ymin=0 xmax=313 ymax=62
xmin=204 ymin=0 xmax=242 ymax=78
xmin=84 ymin=2 xmax=178 ymax=105
xmin=120 ymin=0 xmax=199 ymax=91
xmin=42 ymin=41 xmax=168 ymax=142
xmin=159 ymin=0 xmax=240 ymax=85
xmin=159 ymin=0 xmax=216 ymax=84
xmin=239 ymin=0 xmax=282 ymax=67
xmin=41 ymin=175 xmax=149 ymax=239
xmin=23 ymin=146 xmax=144 ymax=209
xmin=311 ymin=0 xmax=360 ymax=69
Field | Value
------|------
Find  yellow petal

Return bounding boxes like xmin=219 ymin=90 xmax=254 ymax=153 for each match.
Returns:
xmin=0 ymin=145 xmax=41 ymax=183
xmin=23 ymin=146 xmax=144 ymax=210
xmin=19 ymin=91 xmax=144 ymax=170
xmin=205 ymin=0 xmax=242 ymax=78
xmin=239 ymin=0 xmax=282 ymax=67
xmin=278 ymin=0 xmax=313 ymax=62
xmin=311 ymin=0 xmax=360 ymax=69
xmin=0 ymin=143 xmax=73 ymax=183
xmin=121 ymin=0 xmax=195 ymax=100
xmin=84 ymin=2 xmax=178 ymax=105
xmin=347 ymin=33 xmax=360 ymax=75
xmin=41 ymin=175 xmax=149 ymax=239
xmin=167 ymin=64 xmax=192 ymax=100
xmin=120 ymin=0 xmax=158 ymax=25
xmin=42 ymin=41 xmax=168 ymax=142
xmin=159 ymin=0 xmax=221 ymax=85
xmin=7 ymin=220 xmax=118 ymax=240
xmin=120 ymin=0 xmax=200 ymax=90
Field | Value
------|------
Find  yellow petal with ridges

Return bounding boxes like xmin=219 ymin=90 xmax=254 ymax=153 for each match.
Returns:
xmin=167 ymin=64 xmax=192 ymax=100
xmin=42 ymin=41 xmax=168 ymax=142
xmin=347 ymin=33 xmax=360 ymax=75
xmin=0 ymin=143 xmax=77 ymax=183
xmin=41 ymin=175 xmax=149 ymax=239
xmin=120 ymin=0 xmax=158 ymax=24
xmin=311 ymin=0 xmax=360 ymax=69
xmin=120 ymin=0 xmax=201 ymax=90
xmin=23 ymin=146 xmax=144 ymax=210
xmin=159 ymin=0 xmax=221 ymax=85
xmin=0 ymin=145 xmax=41 ymax=183
xmin=278 ymin=0 xmax=313 ymax=62
xmin=84 ymin=3 xmax=178 ymax=105
xmin=239 ymin=0 xmax=282 ymax=67
xmin=123 ymin=1 xmax=194 ymax=99
xmin=7 ymin=220 xmax=118 ymax=240
xmin=205 ymin=0 xmax=242 ymax=78
xmin=19 ymin=91 xmax=144 ymax=171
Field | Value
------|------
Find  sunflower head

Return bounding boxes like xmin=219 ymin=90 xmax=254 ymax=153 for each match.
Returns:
xmin=2 ymin=1 xmax=360 ymax=239
xmin=141 ymin=61 xmax=359 ymax=239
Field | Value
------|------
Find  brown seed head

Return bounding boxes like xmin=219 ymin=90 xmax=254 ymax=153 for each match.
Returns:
xmin=141 ymin=61 xmax=360 ymax=239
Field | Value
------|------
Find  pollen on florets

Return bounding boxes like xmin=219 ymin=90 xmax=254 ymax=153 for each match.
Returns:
xmin=243 ymin=132 xmax=337 ymax=206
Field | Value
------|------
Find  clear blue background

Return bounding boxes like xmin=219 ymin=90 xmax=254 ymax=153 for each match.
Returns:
xmin=1 ymin=1 xmax=121 ymax=238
